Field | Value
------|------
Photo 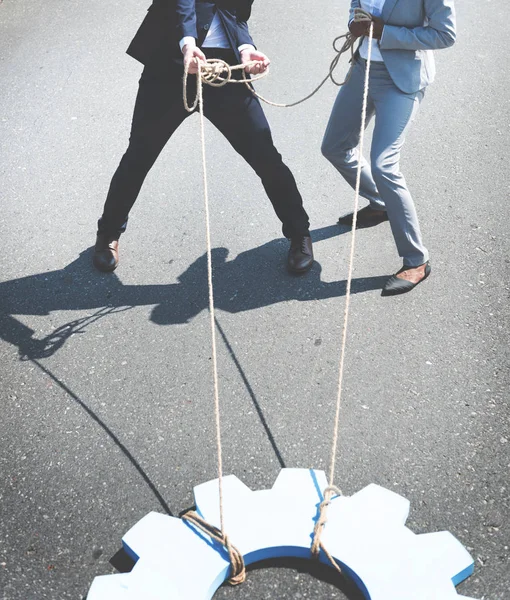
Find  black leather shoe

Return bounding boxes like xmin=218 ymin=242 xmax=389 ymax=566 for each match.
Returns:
xmin=287 ymin=236 xmax=313 ymax=274
xmin=338 ymin=206 xmax=388 ymax=228
xmin=93 ymin=233 xmax=119 ymax=272
xmin=381 ymin=262 xmax=431 ymax=296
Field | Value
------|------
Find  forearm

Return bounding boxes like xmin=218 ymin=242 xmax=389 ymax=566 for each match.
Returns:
xmin=235 ymin=0 xmax=255 ymax=49
xmin=236 ymin=0 xmax=253 ymax=22
xmin=236 ymin=19 xmax=255 ymax=49
xmin=175 ymin=0 xmax=197 ymax=40
xmin=380 ymin=23 xmax=456 ymax=50
xmin=380 ymin=0 xmax=456 ymax=51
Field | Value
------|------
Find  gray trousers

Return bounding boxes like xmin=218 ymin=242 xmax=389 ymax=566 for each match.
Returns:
xmin=321 ymin=58 xmax=428 ymax=267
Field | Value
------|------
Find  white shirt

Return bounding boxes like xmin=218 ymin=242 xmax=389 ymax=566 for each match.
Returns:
xmin=180 ymin=12 xmax=254 ymax=54
xmin=359 ymin=0 xmax=386 ymax=62
xmin=202 ymin=13 xmax=229 ymax=48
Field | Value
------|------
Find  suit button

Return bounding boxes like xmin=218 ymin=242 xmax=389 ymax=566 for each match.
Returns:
xmin=204 ymin=23 xmax=210 ymax=30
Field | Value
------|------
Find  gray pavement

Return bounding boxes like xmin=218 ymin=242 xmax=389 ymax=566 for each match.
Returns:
xmin=0 ymin=0 xmax=509 ymax=598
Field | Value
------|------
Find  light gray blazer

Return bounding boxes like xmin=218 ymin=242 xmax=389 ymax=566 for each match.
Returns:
xmin=350 ymin=0 xmax=456 ymax=93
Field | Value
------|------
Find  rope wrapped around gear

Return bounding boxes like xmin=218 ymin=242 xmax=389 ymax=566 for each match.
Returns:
xmin=310 ymin=485 xmax=344 ymax=573
xmin=182 ymin=511 xmax=246 ymax=585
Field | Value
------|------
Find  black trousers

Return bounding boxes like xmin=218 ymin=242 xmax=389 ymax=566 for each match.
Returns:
xmin=99 ymin=49 xmax=310 ymax=239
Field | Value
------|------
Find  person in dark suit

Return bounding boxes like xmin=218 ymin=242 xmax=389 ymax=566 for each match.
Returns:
xmin=93 ymin=0 xmax=313 ymax=275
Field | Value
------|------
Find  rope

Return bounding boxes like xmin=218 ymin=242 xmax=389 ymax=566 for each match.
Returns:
xmin=243 ymin=31 xmax=359 ymax=109
xmin=183 ymin=59 xmax=268 ymax=112
xmin=185 ymin=54 xmax=233 ymax=572
xmin=182 ymin=511 xmax=246 ymax=585
xmin=181 ymin=7 xmax=375 ymax=585
xmin=184 ymin=8 xmax=373 ymax=111
xmin=310 ymin=20 xmax=375 ymax=572
xmin=310 ymin=484 xmax=344 ymax=570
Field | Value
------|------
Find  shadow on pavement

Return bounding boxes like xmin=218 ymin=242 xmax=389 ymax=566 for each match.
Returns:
xmin=0 ymin=224 xmax=386 ymax=523
xmin=214 ymin=316 xmax=286 ymax=469
xmin=0 ymin=225 xmax=387 ymax=360
xmin=30 ymin=357 xmax=174 ymax=516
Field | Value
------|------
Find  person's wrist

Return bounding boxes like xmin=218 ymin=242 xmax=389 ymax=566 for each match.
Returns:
xmin=239 ymin=44 xmax=255 ymax=54
xmin=180 ymin=36 xmax=197 ymax=54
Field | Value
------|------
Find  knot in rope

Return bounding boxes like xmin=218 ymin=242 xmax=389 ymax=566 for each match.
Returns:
xmin=183 ymin=58 xmax=267 ymax=112
xmin=199 ymin=58 xmax=236 ymax=87
xmin=310 ymin=485 xmax=343 ymax=561
xmin=182 ymin=511 xmax=246 ymax=585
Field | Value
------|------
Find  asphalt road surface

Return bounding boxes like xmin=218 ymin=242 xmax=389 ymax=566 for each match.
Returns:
xmin=1 ymin=1 xmax=509 ymax=598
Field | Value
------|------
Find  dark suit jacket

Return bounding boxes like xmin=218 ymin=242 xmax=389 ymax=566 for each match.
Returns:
xmin=127 ymin=0 xmax=255 ymax=66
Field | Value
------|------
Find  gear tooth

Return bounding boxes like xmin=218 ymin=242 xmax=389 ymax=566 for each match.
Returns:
xmin=416 ymin=532 xmax=475 ymax=586
xmin=349 ymin=484 xmax=410 ymax=525
xmin=122 ymin=511 xmax=228 ymax=596
xmin=128 ymin=519 xmax=230 ymax=598
xmin=123 ymin=512 xmax=182 ymax=561
xmin=271 ymin=468 xmax=327 ymax=504
xmin=194 ymin=474 xmax=252 ymax=525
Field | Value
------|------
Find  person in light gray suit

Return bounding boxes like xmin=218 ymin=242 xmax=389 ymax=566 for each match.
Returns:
xmin=321 ymin=0 xmax=456 ymax=295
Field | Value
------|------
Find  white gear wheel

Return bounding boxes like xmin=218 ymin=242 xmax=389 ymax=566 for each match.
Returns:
xmin=87 ymin=468 xmax=479 ymax=600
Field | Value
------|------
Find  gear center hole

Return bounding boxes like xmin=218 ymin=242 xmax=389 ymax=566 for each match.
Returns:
xmin=213 ymin=557 xmax=366 ymax=599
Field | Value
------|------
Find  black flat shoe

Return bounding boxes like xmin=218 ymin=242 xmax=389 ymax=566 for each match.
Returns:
xmin=338 ymin=206 xmax=388 ymax=228
xmin=381 ymin=262 xmax=431 ymax=296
